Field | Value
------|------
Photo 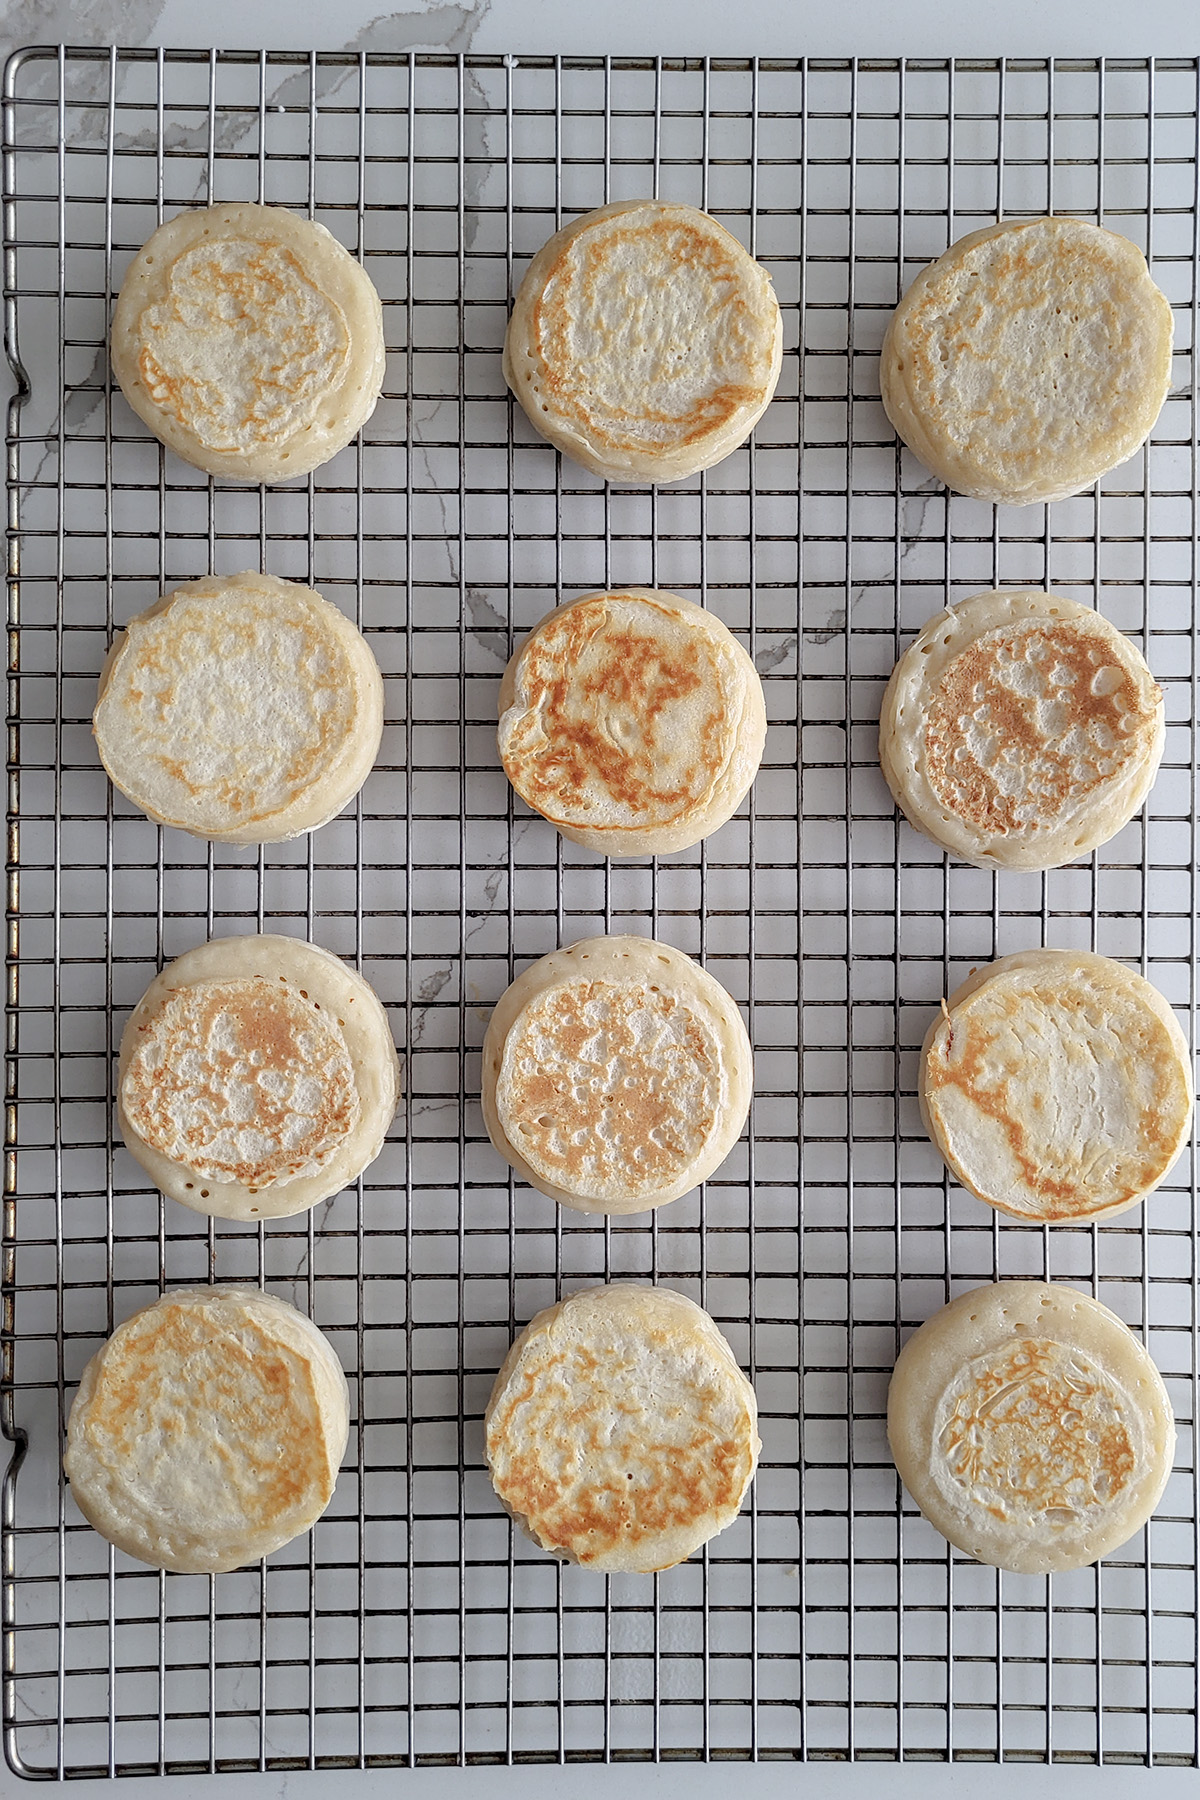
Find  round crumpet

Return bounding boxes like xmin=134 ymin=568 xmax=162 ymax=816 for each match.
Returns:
xmin=920 ymin=949 xmax=1194 ymax=1225
xmin=118 ymin=935 xmax=400 ymax=1221
xmin=481 ymin=936 xmax=752 ymax=1216
xmin=889 ymin=1281 xmax=1175 ymax=1574
xmin=66 ymin=1287 xmax=349 ymax=1573
xmin=111 ymin=202 xmax=385 ymax=483
xmin=94 ymin=573 xmax=384 ymax=845
xmin=498 ymin=589 xmax=766 ymax=857
xmin=879 ymin=589 xmax=1164 ymax=871
xmin=504 ymin=200 xmax=782 ymax=484
xmin=880 ymin=216 xmax=1173 ymax=506
xmin=486 ymin=1284 xmax=759 ymax=1573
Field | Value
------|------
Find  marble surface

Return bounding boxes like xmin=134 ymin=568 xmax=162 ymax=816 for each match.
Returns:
xmin=1 ymin=2 xmax=1199 ymax=1797
xmin=0 ymin=0 xmax=1198 ymax=64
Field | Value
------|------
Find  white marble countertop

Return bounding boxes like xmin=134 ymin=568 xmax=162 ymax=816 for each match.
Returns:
xmin=1 ymin=0 xmax=1198 ymax=1796
xmin=0 ymin=0 xmax=1196 ymax=64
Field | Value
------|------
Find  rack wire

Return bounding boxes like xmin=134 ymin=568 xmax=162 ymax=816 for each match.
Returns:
xmin=1 ymin=46 xmax=1198 ymax=1777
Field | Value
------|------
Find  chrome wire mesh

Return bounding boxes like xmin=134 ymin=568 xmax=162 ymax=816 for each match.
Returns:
xmin=2 ymin=47 xmax=1199 ymax=1776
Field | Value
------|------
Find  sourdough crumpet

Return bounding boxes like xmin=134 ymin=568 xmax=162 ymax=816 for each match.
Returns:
xmin=94 ymin=573 xmax=384 ymax=844
xmin=65 ymin=1287 xmax=350 ymax=1573
xmin=889 ymin=1281 xmax=1175 ymax=1574
xmin=921 ymin=950 xmax=1194 ymax=1225
xmin=880 ymin=216 xmax=1174 ymax=505
xmin=481 ymin=936 xmax=752 ymax=1216
xmin=503 ymin=200 xmax=782 ymax=483
xmin=486 ymin=1284 xmax=760 ymax=1573
xmin=879 ymin=589 xmax=1164 ymax=871
xmin=118 ymin=935 xmax=400 ymax=1221
xmin=111 ymin=202 xmax=385 ymax=483
xmin=498 ymin=589 xmax=766 ymax=856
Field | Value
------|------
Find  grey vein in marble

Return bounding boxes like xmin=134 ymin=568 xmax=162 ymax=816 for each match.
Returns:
xmin=278 ymin=1192 xmax=342 ymax=1301
xmin=0 ymin=0 xmax=165 ymax=84
xmin=465 ymin=587 xmax=510 ymax=658
xmin=409 ymin=960 xmax=454 ymax=1049
xmin=755 ymin=630 xmax=798 ymax=673
xmin=792 ymin=472 xmax=947 ymax=657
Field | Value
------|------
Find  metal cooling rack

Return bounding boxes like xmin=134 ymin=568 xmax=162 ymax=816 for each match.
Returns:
xmin=1 ymin=45 xmax=1199 ymax=1778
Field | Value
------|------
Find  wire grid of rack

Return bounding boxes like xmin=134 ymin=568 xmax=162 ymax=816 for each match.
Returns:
xmin=1 ymin=44 xmax=1199 ymax=1778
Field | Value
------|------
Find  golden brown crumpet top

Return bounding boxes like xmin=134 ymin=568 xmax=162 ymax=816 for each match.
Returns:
xmin=920 ymin=949 xmax=1194 ymax=1225
xmin=64 ymin=1287 xmax=350 ymax=1574
xmin=485 ymin=1284 xmax=760 ymax=1574
xmin=879 ymin=589 xmax=1164 ymax=871
xmin=122 ymin=978 xmax=360 ymax=1190
xmin=480 ymin=936 xmax=754 ymax=1216
xmin=93 ymin=573 xmax=384 ymax=845
xmin=501 ymin=980 xmax=719 ymax=1198
xmin=880 ymin=216 xmax=1174 ymax=506
xmin=503 ymin=200 xmax=783 ymax=484
xmin=887 ymin=1281 xmax=1175 ymax=1574
xmin=110 ymin=202 xmax=385 ymax=483
xmin=117 ymin=935 xmax=400 ymax=1222
xmin=498 ymin=589 xmax=767 ymax=857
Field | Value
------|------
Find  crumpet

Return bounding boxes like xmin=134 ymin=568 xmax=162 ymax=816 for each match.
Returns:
xmin=118 ymin=935 xmax=400 ymax=1221
xmin=498 ymin=588 xmax=766 ymax=856
xmin=504 ymin=200 xmax=782 ymax=484
xmin=486 ymin=1283 xmax=759 ymax=1573
xmin=920 ymin=949 xmax=1194 ymax=1225
xmin=889 ymin=1281 xmax=1175 ymax=1574
xmin=879 ymin=589 xmax=1164 ymax=871
xmin=65 ymin=1286 xmax=349 ymax=1573
xmin=111 ymin=202 xmax=385 ymax=483
xmin=880 ymin=216 xmax=1173 ymax=506
xmin=481 ymin=936 xmax=753 ymax=1216
xmin=94 ymin=572 xmax=384 ymax=844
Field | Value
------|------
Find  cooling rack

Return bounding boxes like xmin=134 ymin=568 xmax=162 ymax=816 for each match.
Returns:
xmin=2 ymin=46 xmax=1199 ymax=1778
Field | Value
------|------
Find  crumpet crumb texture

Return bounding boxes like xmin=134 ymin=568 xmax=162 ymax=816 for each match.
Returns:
xmin=498 ymin=978 xmax=722 ymax=1203
xmin=879 ymin=590 xmax=1164 ymax=871
xmin=138 ymin=240 xmax=351 ymax=454
xmin=888 ymin=1281 xmax=1175 ymax=1573
xmin=932 ymin=1337 xmax=1137 ymax=1528
xmin=880 ymin=216 xmax=1173 ymax=505
xmin=498 ymin=589 xmax=766 ymax=856
xmin=920 ymin=949 xmax=1194 ymax=1224
xmin=924 ymin=620 xmax=1149 ymax=836
xmin=485 ymin=1284 xmax=759 ymax=1573
xmin=122 ymin=977 xmax=360 ymax=1191
xmin=504 ymin=200 xmax=782 ymax=483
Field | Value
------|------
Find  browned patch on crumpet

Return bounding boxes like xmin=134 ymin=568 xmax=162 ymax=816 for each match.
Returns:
xmin=502 ymin=596 xmax=730 ymax=830
xmin=499 ymin=977 xmax=721 ymax=1199
xmin=488 ymin=1332 xmax=753 ymax=1568
xmin=936 ymin=1336 xmax=1136 ymax=1522
xmin=923 ymin=619 xmax=1157 ymax=842
xmin=530 ymin=217 xmax=772 ymax=455
xmin=925 ymin=973 xmax=1184 ymax=1218
xmin=122 ymin=975 xmax=359 ymax=1188
xmin=83 ymin=1300 xmax=331 ymax=1525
